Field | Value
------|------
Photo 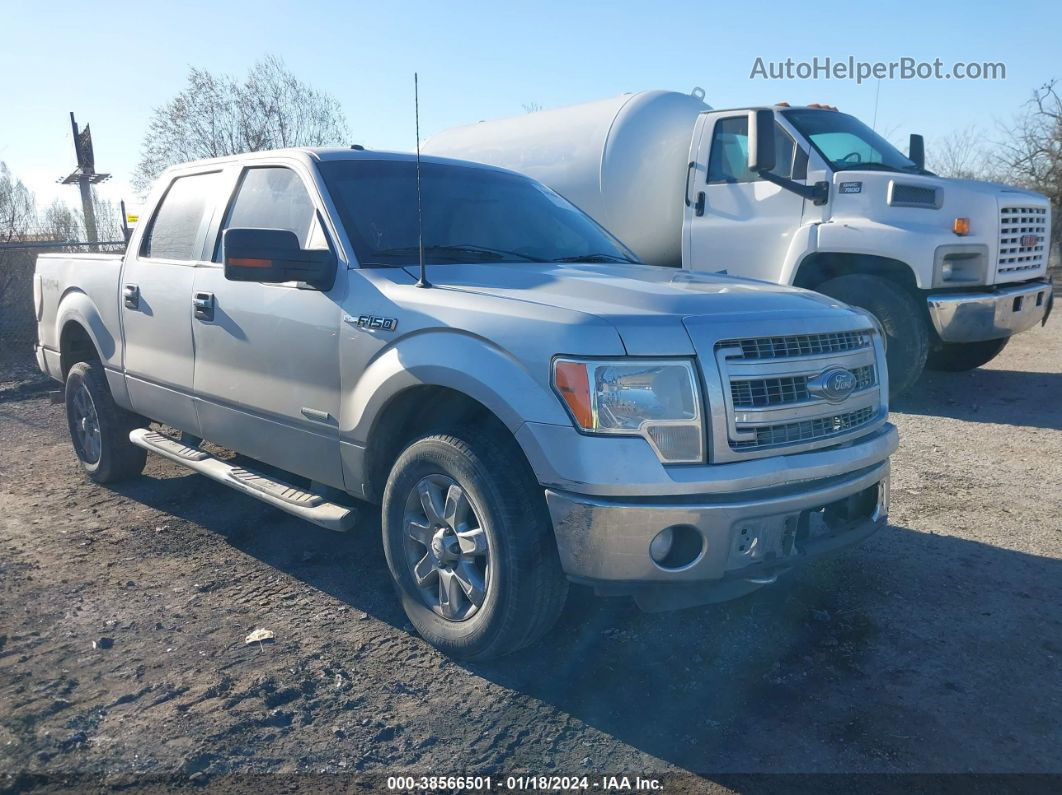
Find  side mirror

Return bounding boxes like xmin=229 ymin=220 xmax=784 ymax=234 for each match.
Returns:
xmin=908 ymin=133 xmax=925 ymax=171
xmin=223 ymin=227 xmax=335 ymax=290
xmin=747 ymin=109 xmax=776 ymax=173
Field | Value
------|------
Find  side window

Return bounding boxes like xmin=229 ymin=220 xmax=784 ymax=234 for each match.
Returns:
xmin=707 ymin=117 xmax=796 ymax=183
xmin=215 ymin=167 xmax=320 ymax=261
xmin=140 ymin=172 xmax=221 ymax=261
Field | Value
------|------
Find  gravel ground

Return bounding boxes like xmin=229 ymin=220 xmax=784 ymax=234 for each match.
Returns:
xmin=0 ymin=322 xmax=1060 ymax=789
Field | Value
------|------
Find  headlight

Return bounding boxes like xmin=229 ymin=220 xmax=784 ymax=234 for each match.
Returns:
xmin=552 ymin=358 xmax=704 ymax=464
xmin=933 ymin=244 xmax=988 ymax=287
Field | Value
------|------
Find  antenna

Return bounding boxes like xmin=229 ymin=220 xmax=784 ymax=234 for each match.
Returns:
xmin=414 ymin=72 xmax=430 ymax=289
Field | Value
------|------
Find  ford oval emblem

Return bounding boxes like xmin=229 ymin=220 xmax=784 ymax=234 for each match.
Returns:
xmin=808 ymin=367 xmax=857 ymax=402
xmin=1020 ymin=234 xmax=1041 ymax=248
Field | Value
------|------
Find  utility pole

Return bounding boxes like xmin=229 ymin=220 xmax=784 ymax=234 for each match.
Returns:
xmin=58 ymin=113 xmax=110 ymax=249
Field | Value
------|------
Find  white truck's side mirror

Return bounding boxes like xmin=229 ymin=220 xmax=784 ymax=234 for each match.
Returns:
xmin=747 ymin=109 xmax=777 ymax=173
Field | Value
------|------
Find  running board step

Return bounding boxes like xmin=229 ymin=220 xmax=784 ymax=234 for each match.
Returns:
xmin=129 ymin=429 xmax=356 ymax=532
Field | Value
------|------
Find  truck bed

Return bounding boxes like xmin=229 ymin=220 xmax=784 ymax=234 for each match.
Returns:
xmin=35 ymin=252 xmax=125 ymax=382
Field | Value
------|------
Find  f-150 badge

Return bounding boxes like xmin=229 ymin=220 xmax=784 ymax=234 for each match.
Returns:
xmin=347 ymin=315 xmax=397 ymax=332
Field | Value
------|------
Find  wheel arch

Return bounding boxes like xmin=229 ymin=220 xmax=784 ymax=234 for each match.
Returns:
xmin=55 ymin=290 xmax=118 ymax=377
xmin=59 ymin=319 xmax=101 ymax=379
xmin=793 ymin=252 xmax=920 ymax=294
xmin=361 ymin=385 xmax=537 ymax=505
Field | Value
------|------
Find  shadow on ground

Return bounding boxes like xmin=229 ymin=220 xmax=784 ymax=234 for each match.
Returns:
xmin=895 ymin=367 xmax=1062 ymax=431
xmin=114 ymin=470 xmax=1062 ymax=773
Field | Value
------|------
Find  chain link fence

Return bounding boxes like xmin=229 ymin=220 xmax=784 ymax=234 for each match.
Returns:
xmin=0 ymin=239 xmax=125 ymax=387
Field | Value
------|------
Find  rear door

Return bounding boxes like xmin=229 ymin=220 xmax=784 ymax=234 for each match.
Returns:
xmin=190 ymin=161 xmax=345 ymax=488
xmin=121 ymin=170 xmax=224 ymax=432
xmin=683 ymin=113 xmax=806 ymax=283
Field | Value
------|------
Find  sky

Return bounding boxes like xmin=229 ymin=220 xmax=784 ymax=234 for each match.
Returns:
xmin=2 ymin=0 xmax=1058 ymax=218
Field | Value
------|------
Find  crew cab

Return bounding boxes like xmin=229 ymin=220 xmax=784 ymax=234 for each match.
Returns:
xmin=35 ymin=148 xmax=898 ymax=659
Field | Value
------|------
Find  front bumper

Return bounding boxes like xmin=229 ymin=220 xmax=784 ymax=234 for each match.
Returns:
xmin=545 ymin=458 xmax=889 ymax=612
xmin=926 ymin=279 xmax=1052 ymax=343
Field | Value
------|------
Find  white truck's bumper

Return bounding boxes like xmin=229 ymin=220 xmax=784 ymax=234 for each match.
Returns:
xmin=926 ymin=279 xmax=1053 ymax=343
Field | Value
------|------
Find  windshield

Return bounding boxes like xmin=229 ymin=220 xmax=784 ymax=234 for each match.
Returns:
xmin=782 ymin=109 xmax=920 ymax=173
xmin=317 ymin=159 xmax=638 ymax=266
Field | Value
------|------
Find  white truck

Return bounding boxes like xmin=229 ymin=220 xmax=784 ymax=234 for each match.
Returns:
xmin=35 ymin=147 xmax=896 ymax=659
xmin=425 ymin=90 xmax=1055 ymax=395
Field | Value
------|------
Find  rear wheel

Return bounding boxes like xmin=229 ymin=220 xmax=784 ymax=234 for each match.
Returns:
xmin=381 ymin=427 xmax=568 ymax=660
xmin=816 ymin=274 xmax=929 ymax=398
xmin=65 ymin=361 xmax=147 ymax=483
xmin=926 ymin=337 xmax=1009 ymax=371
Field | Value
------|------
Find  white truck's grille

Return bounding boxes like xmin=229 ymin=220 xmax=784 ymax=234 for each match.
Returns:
xmin=709 ymin=329 xmax=885 ymax=461
xmin=998 ymin=205 xmax=1048 ymax=276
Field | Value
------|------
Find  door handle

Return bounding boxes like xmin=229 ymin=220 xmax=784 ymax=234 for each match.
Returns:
xmin=694 ymin=191 xmax=706 ymax=217
xmin=193 ymin=291 xmax=215 ymax=322
xmin=123 ymin=283 xmax=139 ymax=310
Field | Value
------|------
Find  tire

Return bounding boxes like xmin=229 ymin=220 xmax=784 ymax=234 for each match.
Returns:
xmin=381 ymin=428 xmax=568 ymax=660
xmin=926 ymin=337 xmax=1009 ymax=372
xmin=816 ymin=274 xmax=929 ymax=398
xmin=65 ymin=360 xmax=147 ymax=484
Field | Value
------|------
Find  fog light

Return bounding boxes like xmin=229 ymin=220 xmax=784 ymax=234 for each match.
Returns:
xmin=649 ymin=527 xmax=674 ymax=563
xmin=941 ymin=262 xmax=954 ymax=279
xmin=650 ymin=524 xmax=705 ymax=570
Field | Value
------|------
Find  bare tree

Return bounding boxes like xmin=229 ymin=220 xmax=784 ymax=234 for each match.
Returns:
xmin=522 ymin=101 xmax=543 ymax=114
xmin=39 ymin=192 xmax=122 ymax=245
xmin=40 ymin=198 xmax=81 ymax=242
xmin=996 ymin=80 xmax=1062 ymax=262
xmin=0 ymin=163 xmax=37 ymax=312
xmin=133 ymin=56 xmax=350 ymax=192
xmin=0 ymin=162 xmax=35 ymax=245
xmin=926 ymin=126 xmax=996 ymax=181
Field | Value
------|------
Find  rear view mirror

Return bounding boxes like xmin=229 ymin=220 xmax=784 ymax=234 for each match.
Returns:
xmin=223 ymin=227 xmax=335 ymax=290
xmin=747 ymin=109 xmax=776 ymax=173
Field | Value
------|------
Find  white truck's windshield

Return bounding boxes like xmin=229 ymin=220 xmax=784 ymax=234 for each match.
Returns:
xmin=318 ymin=159 xmax=638 ymax=266
xmin=783 ymin=109 xmax=920 ymax=174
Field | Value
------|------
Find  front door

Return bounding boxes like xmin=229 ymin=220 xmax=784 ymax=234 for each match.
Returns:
xmin=191 ymin=163 xmax=345 ymax=488
xmin=684 ymin=113 xmax=807 ymax=283
xmin=121 ymin=169 xmax=224 ymax=433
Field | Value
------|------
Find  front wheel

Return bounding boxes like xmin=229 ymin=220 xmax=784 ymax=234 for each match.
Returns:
xmin=926 ymin=337 xmax=1009 ymax=371
xmin=65 ymin=360 xmax=147 ymax=483
xmin=381 ymin=428 xmax=568 ymax=660
xmin=816 ymin=274 xmax=929 ymax=398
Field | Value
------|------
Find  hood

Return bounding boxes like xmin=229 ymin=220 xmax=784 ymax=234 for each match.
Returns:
xmin=404 ymin=261 xmax=863 ymax=355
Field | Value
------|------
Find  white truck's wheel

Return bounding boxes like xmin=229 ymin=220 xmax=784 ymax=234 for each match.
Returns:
xmin=817 ymin=274 xmax=929 ymax=398
xmin=381 ymin=428 xmax=568 ymax=660
xmin=64 ymin=361 xmax=147 ymax=484
xmin=926 ymin=337 xmax=1009 ymax=372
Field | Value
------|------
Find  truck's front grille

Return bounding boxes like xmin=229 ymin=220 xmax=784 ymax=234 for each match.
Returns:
xmin=706 ymin=326 xmax=885 ymax=462
xmin=721 ymin=330 xmax=870 ymax=360
xmin=998 ymin=205 xmax=1048 ymax=275
xmin=731 ymin=406 xmax=877 ymax=450
xmin=730 ymin=365 xmax=876 ymax=408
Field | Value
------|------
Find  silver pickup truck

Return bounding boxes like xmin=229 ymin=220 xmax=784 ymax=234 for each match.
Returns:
xmin=34 ymin=148 xmax=898 ymax=659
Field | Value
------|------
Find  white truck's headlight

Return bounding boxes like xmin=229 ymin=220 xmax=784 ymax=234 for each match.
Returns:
xmin=552 ymin=358 xmax=704 ymax=464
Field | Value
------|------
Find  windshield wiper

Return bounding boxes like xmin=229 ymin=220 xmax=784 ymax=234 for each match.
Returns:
xmin=431 ymin=244 xmax=539 ymax=261
xmin=552 ymin=253 xmax=638 ymax=264
xmin=372 ymin=244 xmax=538 ymax=262
xmin=832 ymin=161 xmax=908 ymax=173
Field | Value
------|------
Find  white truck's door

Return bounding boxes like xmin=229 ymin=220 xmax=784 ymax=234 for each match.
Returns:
xmin=121 ymin=169 xmax=225 ymax=433
xmin=683 ymin=113 xmax=806 ymax=282
xmin=190 ymin=163 xmax=345 ymax=489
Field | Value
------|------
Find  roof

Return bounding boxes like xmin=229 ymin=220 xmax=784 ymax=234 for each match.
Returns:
xmin=161 ymin=147 xmax=512 ymax=176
